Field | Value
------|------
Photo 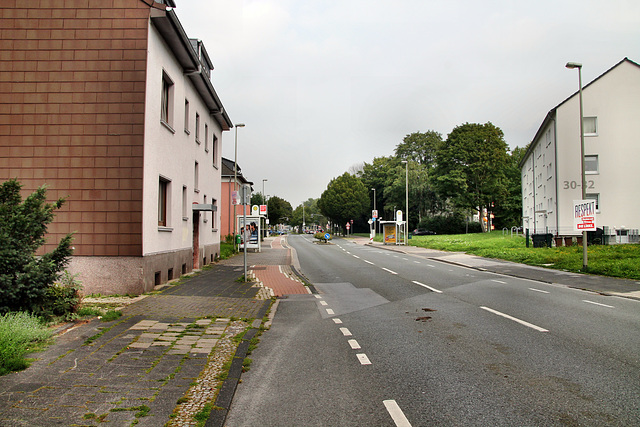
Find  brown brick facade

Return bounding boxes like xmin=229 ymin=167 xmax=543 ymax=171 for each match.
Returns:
xmin=0 ymin=0 xmax=154 ymax=257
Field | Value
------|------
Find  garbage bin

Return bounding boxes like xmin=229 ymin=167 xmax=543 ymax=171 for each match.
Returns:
xmin=532 ymin=233 xmax=553 ymax=248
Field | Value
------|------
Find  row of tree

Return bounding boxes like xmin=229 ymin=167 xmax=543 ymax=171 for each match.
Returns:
xmin=315 ymin=122 xmax=526 ymax=234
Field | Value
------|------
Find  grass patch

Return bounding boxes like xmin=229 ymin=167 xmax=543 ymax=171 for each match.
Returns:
xmin=101 ymin=310 xmax=122 ymax=322
xmin=194 ymin=402 xmax=214 ymax=426
xmin=0 ymin=312 xmax=52 ymax=376
xmin=219 ymin=242 xmax=236 ymax=260
xmin=409 ymin=231 xmax=640 ymax=280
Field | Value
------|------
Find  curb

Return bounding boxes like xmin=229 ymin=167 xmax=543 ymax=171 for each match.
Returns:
xmin=205 ymin=299 xmax=271 ymax=427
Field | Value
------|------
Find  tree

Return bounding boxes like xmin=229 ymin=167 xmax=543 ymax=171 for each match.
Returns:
xmin=434 ymin=122 xmax=510 ymax=232
xmin=394 ymin=130 xmax=442 ymax=168
xmin=493 ymin=146 xmax=526 ymax=229
xmin=266 ymin=196 xmax=292 ymax=226
xmin=291 ymin=198 xmax=326 ymax=230
xmin=318 ymin=172 xmax=369 ymax=231
xmin=0 ymin=179 xmax=74 ymax=314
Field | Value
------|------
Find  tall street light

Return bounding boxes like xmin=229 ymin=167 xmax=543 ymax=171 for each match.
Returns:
xmin=566 ymin=62 xmax=588 ymax=271
xmin=233 ymin=123 xmax=245 ymax=251
xmin=371 ymin=188 xmax=376 ymax=235
xmin=402 ymin=160 xmax=408 ymax=246
xmin=262 ymin=179 xmax=268 ymax=238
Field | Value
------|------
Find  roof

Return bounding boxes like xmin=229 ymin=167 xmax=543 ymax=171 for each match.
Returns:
xmin=221 ymin=157 xmax=254 ymax=186
xmin=149 ymin=6 xmax=233 ymax=131
xmin=520 ymin=57 xmax=640 ymax=168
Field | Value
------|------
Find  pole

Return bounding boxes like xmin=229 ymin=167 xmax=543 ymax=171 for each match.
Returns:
xmin=567 ymin=63 xmax=588 ymax=271
xmin=243 ymin=193 xmax=247 ymax=282
xmin=405 ymin=161 xmax=409 ymax=246
xmin=577 ymin=66 xmax=588 ymax=271
xmin=233 ymin=123 xmax=245 ymax=251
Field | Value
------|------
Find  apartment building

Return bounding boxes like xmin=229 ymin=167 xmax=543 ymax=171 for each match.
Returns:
xmin=0 ymin=0 xmax=233 ymax=294
xmin=521 ymin=58 xmax=640 ymax=242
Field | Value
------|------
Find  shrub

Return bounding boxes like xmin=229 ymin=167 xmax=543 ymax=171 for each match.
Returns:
xmin=38 ymin=271 xmax=83 ymax=320
xmin=418 ymin=214 xmax=481 ymax=235
xmin=0 ymin=179 xmax=74 ymax=314
xmin=314 ymin=232 xmax=331 ymax=242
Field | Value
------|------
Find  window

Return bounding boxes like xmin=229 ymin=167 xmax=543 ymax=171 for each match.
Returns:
xmin=158 ymin=177 xmax=171 ymax=227
xmin=182 ymin=185 xmax=188 ymax=220
xmin=195 ymin=113 xmax=200 ymax=143
xmin=204 ymin=124 xmax=209 ymax=152
xmin=184 ymin=99 xmax=190 ymax=134
xmin=585 ymin=155 xmax=598 ymax=174
xmin=583 ymin=116 xmax=597 ymax=136
xmin=194 ymin=161 xmax=199 ymax=192
xmin=212 ymin=135 xmax=218 ymax=167
xmin=586 ymin=193 xmax=600 ymax=211
xmin=161 ymin=71 xmax=174 ymax=128
xmin=211 ymin=199 xmax=217 ymax=229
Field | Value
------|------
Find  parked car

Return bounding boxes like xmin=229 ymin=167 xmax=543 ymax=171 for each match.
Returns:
xmin=413 ymin=229 xmax=436 ymax=236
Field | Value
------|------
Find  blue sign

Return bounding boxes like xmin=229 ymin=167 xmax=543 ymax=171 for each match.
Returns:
xmin=324 ymin=233 xmax=331 ymax=240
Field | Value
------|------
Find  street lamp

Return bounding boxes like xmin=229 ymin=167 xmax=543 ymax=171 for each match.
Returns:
xmin=566 ymin=61 xmax=588 ymax=271
xmin=371 ymin=188 xmax=376 ymax=235
xmin=402 ymin=160 xmax=408 ymax=245
xmin=233 ymin=123 xmax=245 ymax=252
xmin=262 ymin=179 xmax=268 ymax=238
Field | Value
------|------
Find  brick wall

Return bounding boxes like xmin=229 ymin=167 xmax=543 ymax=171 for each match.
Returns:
xmin=0 ymin=0 xmax=156 ymax=257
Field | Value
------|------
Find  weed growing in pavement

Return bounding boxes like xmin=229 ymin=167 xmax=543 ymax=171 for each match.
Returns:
xmin=194 ymin=402 xmax=215 ymax=426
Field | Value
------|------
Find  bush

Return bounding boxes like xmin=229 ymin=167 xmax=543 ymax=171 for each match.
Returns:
xmin=37 ymin=271 xmax=83 ymax=320
xmin=418 ymin=214 xmax=481 ymax=235
xmin=314 ymin=232 xmax=331 ymax=242
xmin=0 ymin=311 xmax=52 ymax=375
xmin=0 ymin=179 xmax=74 ymax=314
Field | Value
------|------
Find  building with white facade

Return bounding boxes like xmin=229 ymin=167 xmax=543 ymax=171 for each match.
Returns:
xmin=520 ymin=58 xmax=640 ymax=243
xmin=0 ymin=1 xmax=233 ymax=294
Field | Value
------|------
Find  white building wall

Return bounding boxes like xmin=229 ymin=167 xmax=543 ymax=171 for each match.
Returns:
xmin=556 ymin=60 xmax=640 ymax=234
xmin=142 ymin=24 xmax=222 ymax=258
xmin=523 ymin=59 xmax=640 ymax=238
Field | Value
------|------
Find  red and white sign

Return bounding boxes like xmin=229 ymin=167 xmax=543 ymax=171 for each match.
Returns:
xmin=259 ymin=204 xmax=267 ymax=215
xmin=573 ymin=200 xmax=597 ymax=231
xmin=372 ymin=210 xmax=378 ymax=219
xmin=346 ymin=223 xmax=351 ymax=229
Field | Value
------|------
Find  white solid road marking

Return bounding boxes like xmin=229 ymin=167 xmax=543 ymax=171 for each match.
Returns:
xmin=529 ymin=288 xmax=550 ymax=294
xmin=364 ymin=260 xmax=375 ymax=265
xmin=332 ymin=318 xmax=342 ymax=324
xmin=353 ymin=255 xmax=360 ymax=259
xmin=356 ymin=353 xmax=372 ymax=365
xmin=340 ymin=327 xmax=352 ymax=336
xmin=383 ymin=400 xmax=412 ymax=427
xmin=326 ymin=309 xmax=335 ymax=315
xmin=382 ymin=268 xmax=398 ymax=275
xmin=583 ymin=300 xmax=615 ymax=308
xmin=348 ymin=339 xmax=361 ymax=349
xmin=320 ymin=301 xmax=328 ymax=306
xmin=412 ymin=280 xmax=443 ymax=294
xmin=480 ymin=306 xmax=548 ymax=332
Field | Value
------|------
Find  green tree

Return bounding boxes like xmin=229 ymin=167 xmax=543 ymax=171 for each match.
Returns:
xmin=266 ymin=196 xmax=292 ymax=225
xmin=358 ymin=156 xmax=396 ymax=221
xmin=434 ymin=122 xmax=510 ymax=232
xmin=0 ymin=179 xmax=74 ymax=314
xmin=291 ymin=198 xmax=326 ymax=230
xmin=394 ymin=130 xmax=442 ymax=167
xmin=493 ymin=146 xmax=526 ymax=229
xmin=318 ymin=172 xmax=369 ymax=231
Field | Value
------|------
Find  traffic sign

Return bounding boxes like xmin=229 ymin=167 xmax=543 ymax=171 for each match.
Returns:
xmin=372 ymin=210 xmax=378 ymax=219
xmin=324 ymin=233 xmax=330 ymax=240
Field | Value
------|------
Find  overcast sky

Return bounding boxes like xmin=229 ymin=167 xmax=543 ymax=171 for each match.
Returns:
xmin=175 ymin=0 xmax=640 ymax=208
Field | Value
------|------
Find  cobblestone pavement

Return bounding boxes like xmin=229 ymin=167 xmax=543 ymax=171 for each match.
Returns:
xmin=0 ymin=262 xmax=271 ymax=427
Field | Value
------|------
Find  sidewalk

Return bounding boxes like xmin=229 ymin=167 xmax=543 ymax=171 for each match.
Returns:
xmin=350 ymin=236 xmax=640 ymax=300
xmin=0 ymin=236 xmax=307 ymax=427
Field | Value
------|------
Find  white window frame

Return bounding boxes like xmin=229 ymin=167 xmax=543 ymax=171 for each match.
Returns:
xmin=585 ymin=155 xmax=599 ymax=174
xmin=160 ymin=71 xmax=174 ymax=131
xmin=583 ymin=116 xmax=597 ymax=136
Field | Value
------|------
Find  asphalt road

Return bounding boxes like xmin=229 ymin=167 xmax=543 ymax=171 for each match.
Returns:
xmin=226 ymin=235 xmax=640 ymax=426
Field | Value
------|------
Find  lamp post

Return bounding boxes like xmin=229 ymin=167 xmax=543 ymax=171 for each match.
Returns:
xmin=262 ymin=179 xmax=268 ymax=238
xmin=233 ymin=123 xmax=245 ymax=252
xmin=566 ymin=62 xmax=588 ymax=271
xmin=402 ymin=160 xmax=408 ymax=245
xmin=371 ymin=188 xmax=376 ymax=235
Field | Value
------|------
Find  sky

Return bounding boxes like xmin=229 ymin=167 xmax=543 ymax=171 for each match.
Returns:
xmin=174 ymin=0 xmax=640 ymax=208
